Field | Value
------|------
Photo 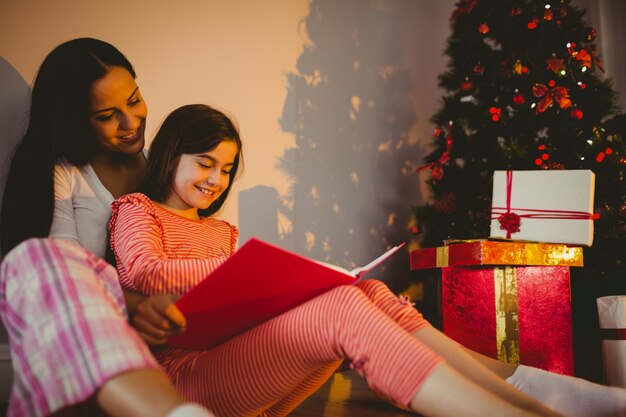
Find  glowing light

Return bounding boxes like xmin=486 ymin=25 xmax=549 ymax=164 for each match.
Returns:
xmin=545 ymin=4 xmax=551 ymax=9
xmin=559 ymin=70 xmax=566 ymax=76
xmin=587 ymin=140 xmax=594 ymax=145
xmin=581 ymin=66 xmax=587 ymax=72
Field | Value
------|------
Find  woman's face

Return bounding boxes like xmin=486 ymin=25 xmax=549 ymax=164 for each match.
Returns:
xmin=88 ymin=66 xmax=148 ymax=156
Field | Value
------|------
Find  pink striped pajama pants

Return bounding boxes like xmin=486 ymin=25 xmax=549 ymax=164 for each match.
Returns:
xmin=156 ymin=279 xmax=443 ymax=416
xmin=0 ymin=238 xmax=159 ymax=417
xmin=1 ymin=238 xmax=443 ymax=417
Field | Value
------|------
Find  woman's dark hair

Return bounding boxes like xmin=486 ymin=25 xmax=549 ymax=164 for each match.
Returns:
xmin=139 ymin=104 xmax=243 ymax=217
xmin=0 ymin=38 xmax=136 ymax=256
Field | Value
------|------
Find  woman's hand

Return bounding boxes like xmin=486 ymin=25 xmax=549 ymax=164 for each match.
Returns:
xmin=125 ymin=292 xmax=187 ymax=346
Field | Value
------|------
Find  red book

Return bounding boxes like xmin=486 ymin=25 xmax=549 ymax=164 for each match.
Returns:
xmin=168 ymin=238 xmax=405 ymax=350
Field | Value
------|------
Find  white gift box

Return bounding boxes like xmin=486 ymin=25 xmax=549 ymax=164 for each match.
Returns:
xmin=597 ymin=295 xmax=626 ymax=387
xmin=490 ymin=170 xmax=595 ymax=246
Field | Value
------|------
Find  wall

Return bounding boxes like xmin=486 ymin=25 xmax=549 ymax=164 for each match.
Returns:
xmin=0 ymin=0 xmax=456 ymax=285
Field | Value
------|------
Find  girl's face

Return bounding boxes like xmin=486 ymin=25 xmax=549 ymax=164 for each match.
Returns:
xmin=162 ymin=140 xmax=239 ymax=219
xmin=88 ymin=66 xmax=148 ymax=156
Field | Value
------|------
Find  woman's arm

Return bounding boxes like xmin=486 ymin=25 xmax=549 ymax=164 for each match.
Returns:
xmin=49 ymin=163 xmax=81 ymax=245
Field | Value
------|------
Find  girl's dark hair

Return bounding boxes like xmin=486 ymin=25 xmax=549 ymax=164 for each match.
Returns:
xmin=139 ymin=104 xmax=243 ymax=217
xmin=1 ymin=38 xmax=136 ymax=256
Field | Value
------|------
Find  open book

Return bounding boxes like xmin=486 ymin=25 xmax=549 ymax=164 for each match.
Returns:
xmin=168 ymin=238 xmax=405 ymax=350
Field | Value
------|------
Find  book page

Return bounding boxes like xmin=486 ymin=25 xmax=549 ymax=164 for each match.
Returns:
xmin=311 ymin=243 xmax=405 ymax=278
xmin=350 ymin=243 xmax=405 ymax=278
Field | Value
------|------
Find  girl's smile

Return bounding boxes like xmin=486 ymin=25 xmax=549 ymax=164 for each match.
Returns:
xmin=161 ymin=140 xmax=239 ymax=219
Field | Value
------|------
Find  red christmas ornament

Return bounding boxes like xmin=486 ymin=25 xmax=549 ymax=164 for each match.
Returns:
xmin=542 ymin=153 xmax=550 ymax=161
xmin=489 ymin=106 xmax=501 ymax=122
xmin=473 ymin=64 xmax=485 ymax=75
xmin=410 ymin=225 xmax=420 ymax=235
xmin=596 ymin=152 xmax=606 ymax=163
xmin=478 ymin=23 xmax=490 ymax=34
xmin=535 ymin=158 xmax=543 ymax=166
xmin=544 ymin=8 xmax=554 ymax=21
xmin=512 ymin=93 xmax=525 ymax=105
xmin=570 ymin=108 xmax=583 ymax=119
xmin=527 ymin=18 xmax=539 ymax=29
xmin=606 ymin=147 xmax=613 ymax=155
xmin=578 ymin=82 xmax=587 ymax=89
xmin=431 ymin=165 xmax=444 ymax=180
xmin=538 ymin=144 xmax=546 ymax=150
xmin=460 ymin=79 xmax=474 ymax=92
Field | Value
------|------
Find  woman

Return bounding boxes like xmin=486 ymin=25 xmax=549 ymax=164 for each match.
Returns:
xmin=0 ymin=38 xmax=212 ymax=417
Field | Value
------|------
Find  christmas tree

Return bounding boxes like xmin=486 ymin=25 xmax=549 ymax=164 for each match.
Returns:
xmin=414 ymin=0 xmax=626 ymax=280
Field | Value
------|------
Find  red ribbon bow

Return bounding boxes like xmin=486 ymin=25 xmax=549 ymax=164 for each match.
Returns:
xmin=532 ymin=83 xmax=572 ymax=114
xmin=415 ymin=122 xmax=453 ymax=181
xmin=451 ymin=0 xmax=477 ymax=20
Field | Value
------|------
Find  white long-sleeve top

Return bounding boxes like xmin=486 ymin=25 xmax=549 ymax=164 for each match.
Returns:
xmin=49 ymin=158 xmax=114 ymax=258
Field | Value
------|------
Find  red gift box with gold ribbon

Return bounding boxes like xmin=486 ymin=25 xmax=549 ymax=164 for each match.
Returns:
xmin=411 ymin=240 xmax=583 ymax=375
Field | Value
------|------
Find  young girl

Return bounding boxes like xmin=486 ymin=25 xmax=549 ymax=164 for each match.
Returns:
xmin=108 ymin=103 xmax=607 ymax=417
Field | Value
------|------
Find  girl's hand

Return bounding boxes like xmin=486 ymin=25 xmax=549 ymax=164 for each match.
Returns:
xmin=129 ymin=293 xmax=187 ymax=346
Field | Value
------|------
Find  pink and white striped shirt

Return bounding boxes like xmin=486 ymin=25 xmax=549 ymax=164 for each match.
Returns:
xmin=109 ymin=193 xmax=238 ymax=296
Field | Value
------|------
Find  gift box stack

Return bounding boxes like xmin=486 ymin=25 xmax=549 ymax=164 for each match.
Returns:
xmin=411 ymin=170 xmax=596 ymax=376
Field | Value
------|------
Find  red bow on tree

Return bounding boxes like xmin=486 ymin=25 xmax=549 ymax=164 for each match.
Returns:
xmin=532 ymin=83 xmax=572 ymax=114
xmin=451 ymin=0 xmax=477 ymax=20
xmin=415 ymin=122 xmax=453 ymax=181
xmin=576 ymin=49 xmax=592 ymax=68
xmin=586 ymin=45 xmax=605 ymax=72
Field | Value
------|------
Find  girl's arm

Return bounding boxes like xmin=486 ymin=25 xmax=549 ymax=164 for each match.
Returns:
xmin=124 ymin=291 xmax=186 ymax=345
xmin=110 ymin=197 xmax=226 ymax=295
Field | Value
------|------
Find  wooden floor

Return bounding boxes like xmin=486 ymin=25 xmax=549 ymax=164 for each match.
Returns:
xmin=289 ymin=370 xmax=417 ymax=417
xmin=0 ymin=371 xmax=417 ymax=417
